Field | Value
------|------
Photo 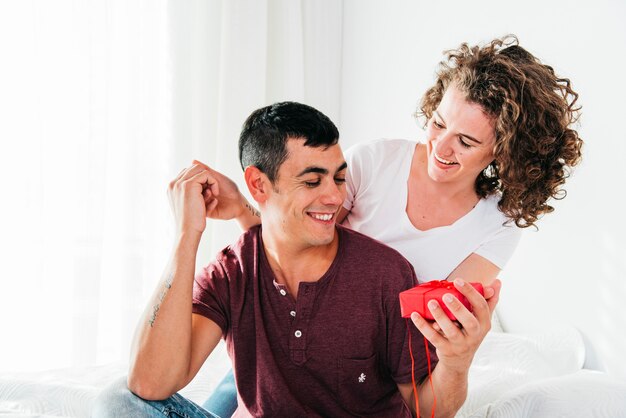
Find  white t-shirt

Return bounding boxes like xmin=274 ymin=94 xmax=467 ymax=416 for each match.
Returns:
xmin=342 ymin=138 xmax=522 ymax=283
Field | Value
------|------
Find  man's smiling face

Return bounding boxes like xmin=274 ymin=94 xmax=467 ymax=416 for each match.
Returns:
xmin=262 ymin=138 xmax=347 ymax=249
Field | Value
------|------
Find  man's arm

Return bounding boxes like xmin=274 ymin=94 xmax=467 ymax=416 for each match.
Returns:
xmin=397 ymin=365 xmax=467 ymax=418
xmin=127 ymin=163 xmax=224 ymax=400
xmin=398 ymin=279 xmax=501 ymax=417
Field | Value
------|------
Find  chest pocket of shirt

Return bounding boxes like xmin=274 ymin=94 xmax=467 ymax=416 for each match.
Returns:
xmin=338 ymin=353 xmax=389 ymax=414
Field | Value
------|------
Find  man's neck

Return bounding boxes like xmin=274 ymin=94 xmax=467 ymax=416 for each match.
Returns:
xmin=261 ymin=228 xmax=340 ymax=299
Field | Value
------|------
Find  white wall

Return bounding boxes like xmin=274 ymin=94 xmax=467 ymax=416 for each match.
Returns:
xmin=339 ymin=0 xmax=626 ymax=380
xmin=3 ymin=0 xmax=622 ymax=381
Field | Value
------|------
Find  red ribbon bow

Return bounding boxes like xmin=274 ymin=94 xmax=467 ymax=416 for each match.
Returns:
xmin=427 ymin=280 xmax=455 ymax=288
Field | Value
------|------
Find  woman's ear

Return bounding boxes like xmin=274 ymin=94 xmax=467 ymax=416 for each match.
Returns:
xmin=244 ymin=166 xmax=270 ymax=204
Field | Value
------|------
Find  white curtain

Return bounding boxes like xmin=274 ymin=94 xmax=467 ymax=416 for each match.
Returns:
xmin=0 ymin=0 xmax=343 ymax=373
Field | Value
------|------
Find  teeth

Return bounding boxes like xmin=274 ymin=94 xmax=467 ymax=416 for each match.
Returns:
xmin=435 ymin=154 xmax=458 ymax=165
xmin=311 ymin=213 xmax=333 ymax=221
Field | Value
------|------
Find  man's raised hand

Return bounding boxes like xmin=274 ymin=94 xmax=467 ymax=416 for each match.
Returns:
xmin=167 ymin=163 xmax=219 ymax=236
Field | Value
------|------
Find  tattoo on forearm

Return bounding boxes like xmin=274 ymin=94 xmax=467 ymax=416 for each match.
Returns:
xmin=245 ymin=202 xmax=261 ymax=218
xmin=148 ymin=274 xmax=173 ymax=327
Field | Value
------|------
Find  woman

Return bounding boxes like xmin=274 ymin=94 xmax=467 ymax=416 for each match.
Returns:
xmin=338 ymin=34 xmax=583 ymax=284
xmin=201 ymin=35 xmax=583 ymax=416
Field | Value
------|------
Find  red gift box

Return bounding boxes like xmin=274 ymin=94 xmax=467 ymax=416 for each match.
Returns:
xmin=399 ymin=280 xmax=484 ymax=320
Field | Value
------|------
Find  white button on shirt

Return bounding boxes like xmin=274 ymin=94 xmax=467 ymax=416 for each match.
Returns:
xmin=294 ymin=330 xmax=302 ymax=338
xmin=279 ymin=289 xmax=287 ymax=296
xmin=290 ymin=311 xmax=296 ymax=317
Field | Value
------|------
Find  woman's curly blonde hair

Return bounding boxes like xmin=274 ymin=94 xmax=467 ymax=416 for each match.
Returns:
xmin=418 ymin=35 xmax=583 ymax=228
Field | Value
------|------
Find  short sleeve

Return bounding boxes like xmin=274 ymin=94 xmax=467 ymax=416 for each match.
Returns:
xmin=474 ymin=224 xmax=523 ymax=269
xmin=192 ymin=260 xmax=231 ymax=337
xmin=343 ymin=142 xmax=371 ymax=212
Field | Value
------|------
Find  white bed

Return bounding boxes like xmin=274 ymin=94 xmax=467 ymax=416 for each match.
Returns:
xmin=2 ymin=325 xmax=625 ymax=417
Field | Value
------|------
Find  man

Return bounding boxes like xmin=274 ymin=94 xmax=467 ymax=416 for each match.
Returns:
xmin=93 ymin=102 xmax=498 ymax=417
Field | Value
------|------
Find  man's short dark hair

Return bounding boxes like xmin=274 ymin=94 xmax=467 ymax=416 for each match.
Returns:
xmin=238 ymin=101 xmax=339 ymax=183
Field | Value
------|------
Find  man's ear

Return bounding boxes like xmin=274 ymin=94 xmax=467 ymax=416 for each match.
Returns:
xmin=244 ymin=166 xmax=270 ymax=204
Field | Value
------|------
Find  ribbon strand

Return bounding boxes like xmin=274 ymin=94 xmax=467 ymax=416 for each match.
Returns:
xmin=406 ymin=318 xmax=436 ymax=418
xmin=406 ymin=318 xmax=420 ymax=416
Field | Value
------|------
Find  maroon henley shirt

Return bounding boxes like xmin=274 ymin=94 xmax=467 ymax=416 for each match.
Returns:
xmin=193 ymin=225 xmax=437 ymax=417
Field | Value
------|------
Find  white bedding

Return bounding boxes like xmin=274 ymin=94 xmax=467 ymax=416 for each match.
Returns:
xmin=1 ymin=328 xmax=625 ymax=417
xmin=0 ymin=342 xmax=231 ymax=418
xmin=457 ymin=327 xmax=626 ymax=417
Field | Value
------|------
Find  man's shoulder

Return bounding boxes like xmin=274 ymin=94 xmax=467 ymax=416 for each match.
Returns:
xmin=336 ymin=226 xmax=417 ymax=294
xmin=210 ymin=225 xmax=260 ymax=273
xmin=337 ymin=225 xmax=414 ymax=271
xmin=220 ymin=224 xmax=259 ymax=251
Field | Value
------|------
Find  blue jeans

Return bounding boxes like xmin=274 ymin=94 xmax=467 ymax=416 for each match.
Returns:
xmin=92 ymin=376 xmax=220 ymax=418
xmin=201 ymin=369 xmax=238 ymax=418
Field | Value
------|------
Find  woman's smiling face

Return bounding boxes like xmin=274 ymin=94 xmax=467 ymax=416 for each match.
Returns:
xmin=424 ymin=84 xmax=497 ymax=186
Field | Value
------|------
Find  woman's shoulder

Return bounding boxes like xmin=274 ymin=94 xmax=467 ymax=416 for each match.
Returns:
xmin=345 ymin=138 xmax=417 ymax=166
xmin=346 ymin=138 xmax=416 ymax=154
xmin=477 ymin=193 xmax=519 ymax=229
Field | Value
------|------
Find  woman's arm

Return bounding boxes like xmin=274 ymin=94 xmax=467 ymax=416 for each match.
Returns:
xmin=336 ymin=206 xmax=350 ymax=225
xmin=446 ymin=253 xmax=500 ymax=286
xmin=192 ymin=160 xmax=261 ymax=231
